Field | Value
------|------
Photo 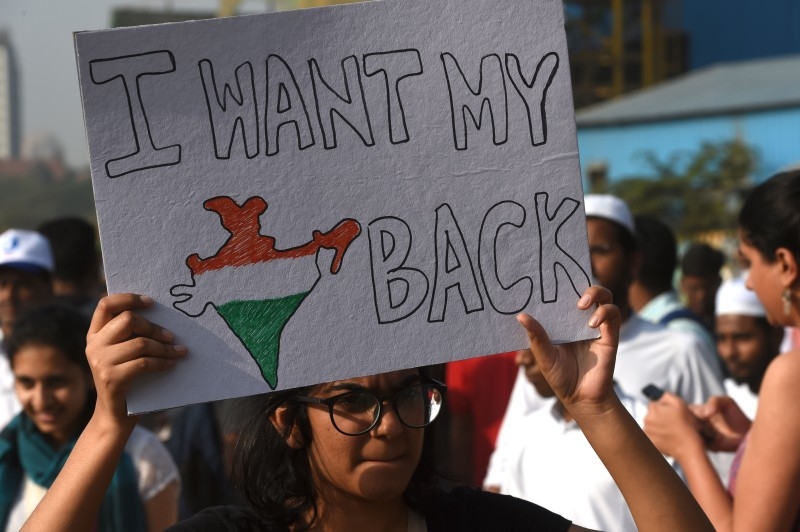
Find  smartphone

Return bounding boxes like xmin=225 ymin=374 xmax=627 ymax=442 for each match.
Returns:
xmin=641 ymin=384 xmax=664 ymax=401
xmin=641 ymin=384 xmax=717 ymax=445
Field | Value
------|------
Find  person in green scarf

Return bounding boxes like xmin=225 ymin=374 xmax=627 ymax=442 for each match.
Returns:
xmin=0 ymin=305 xmax=180 ymax=531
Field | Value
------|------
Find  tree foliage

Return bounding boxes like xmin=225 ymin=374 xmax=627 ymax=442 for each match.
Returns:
xmin=605 ymin=139 xmax=758 ymax=238
xmin=0 ymin=176 xmax=96 ymax=231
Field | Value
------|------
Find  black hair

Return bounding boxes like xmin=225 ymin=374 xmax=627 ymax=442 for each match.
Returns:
xmin=231 ymin=368 xmax=441 ymax=531
xmin=681 ymin=243 xmax=724 ymax=278
xmin=7 ymin=304 xmax=91 ymax=372
xmin=634 ymin=215 xmax=677 ymax=294
xmin=6 ymin=305 xmax=95 ymax=439
xmin=739 ymin=170 xmax=800 ymax=264
xmin=37 ymin=217 xmax=99 ymax=285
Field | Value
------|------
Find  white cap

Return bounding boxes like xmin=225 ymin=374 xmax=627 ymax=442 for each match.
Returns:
xmin=0 ymin=229 xmax=54 ymax=273
xmin=583 ymin=194 xmax=636 ymax=236
xmin=715 ymin=276 xmax=765 ymax=317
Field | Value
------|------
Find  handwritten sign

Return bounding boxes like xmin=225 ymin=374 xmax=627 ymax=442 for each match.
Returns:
xmin=75 ymin=0 xmax=595 ymax=413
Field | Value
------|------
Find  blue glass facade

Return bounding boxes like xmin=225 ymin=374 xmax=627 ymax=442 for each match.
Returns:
xmin=681 ymin=0 xmax=800 ymax=68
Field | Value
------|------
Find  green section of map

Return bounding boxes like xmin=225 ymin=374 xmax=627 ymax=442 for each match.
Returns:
xmin=216 ymin=292 xmax=310 ymax=388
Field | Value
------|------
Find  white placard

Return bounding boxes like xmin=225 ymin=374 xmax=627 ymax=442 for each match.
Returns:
xmin=75 ymin=0 xmax=595 ymax=413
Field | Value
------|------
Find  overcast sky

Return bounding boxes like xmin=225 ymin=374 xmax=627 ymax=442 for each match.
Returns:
xmin=1 ymin=1 xmax=264 ymax=167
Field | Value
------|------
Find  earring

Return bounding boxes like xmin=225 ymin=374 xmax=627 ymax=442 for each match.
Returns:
xmin=784 ymin=289 xmax=793 ymax=316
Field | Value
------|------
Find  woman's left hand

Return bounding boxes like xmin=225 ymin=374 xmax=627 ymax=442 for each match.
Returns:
xmin=517 ymin=285 xmax=620 ymax=418
xmin=644 ymin=393 xmax=706 ymax=459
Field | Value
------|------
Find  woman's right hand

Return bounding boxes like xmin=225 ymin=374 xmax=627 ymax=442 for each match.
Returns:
xmin=689 ymin=395 xmax=751 ymax=452
xmin=86 ymin=293 xmax=187 ymax=431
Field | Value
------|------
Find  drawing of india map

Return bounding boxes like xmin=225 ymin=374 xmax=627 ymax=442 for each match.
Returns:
xmin=170 ymin=196 xmax=361 ymax=388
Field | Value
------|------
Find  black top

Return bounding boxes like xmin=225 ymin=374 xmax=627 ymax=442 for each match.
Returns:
xmin=166 ymin=487 xmax=572 ymax=531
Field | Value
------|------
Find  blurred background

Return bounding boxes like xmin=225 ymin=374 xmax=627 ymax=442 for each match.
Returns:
xmin=0 ymin=0 xmax=798 ymax=248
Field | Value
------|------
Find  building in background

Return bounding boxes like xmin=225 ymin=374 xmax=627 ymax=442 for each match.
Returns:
xmin=575 ymin=54 xmax=800 ymax=186
xmin=111 ymin=7 xmax=215 ymax=27
xmin=0 ymin=30 xmax=21 ymax=160
xmin=679 ymin=0 xmax=800 ymax=69
xmin=566 ymin=0 xmax=689 ymax=108
xmin=564 ymin=0 xmax=800 ymax=108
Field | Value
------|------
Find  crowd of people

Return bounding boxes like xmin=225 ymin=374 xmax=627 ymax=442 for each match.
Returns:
xmin=0 ymin=170 xmax=798 ymax=530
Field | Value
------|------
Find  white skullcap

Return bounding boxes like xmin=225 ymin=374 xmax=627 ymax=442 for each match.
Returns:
xmin=715 ymin=276 xmax=765 ymax=317
xmin=583 ymin=194 xmax=636 ymax=236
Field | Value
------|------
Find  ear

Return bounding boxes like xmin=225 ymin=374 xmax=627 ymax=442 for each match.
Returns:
xmin=269 ymin=405 xmax=304 ymax=449
xmin=628 ymin=249 xmax=643 ymax=280
xmin=775 ymin=247 xmax=799 ymax=288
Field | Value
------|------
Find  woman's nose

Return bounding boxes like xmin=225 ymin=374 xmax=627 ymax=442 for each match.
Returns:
xmin=372 ymin=401 xmax=404 ymax=438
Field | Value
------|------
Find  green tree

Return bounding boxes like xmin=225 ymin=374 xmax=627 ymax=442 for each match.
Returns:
xmin=608 ymin=139 xmax=758 ymax=238
xmin=0 ymin=176 xmax=96 ymax=230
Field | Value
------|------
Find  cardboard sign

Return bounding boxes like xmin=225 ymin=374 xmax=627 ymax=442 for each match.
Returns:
xmin=74 ymin=0 xmax=595 ymax=413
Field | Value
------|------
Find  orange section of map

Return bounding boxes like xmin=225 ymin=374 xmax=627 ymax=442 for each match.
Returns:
xmin=186 ymin=196 xmax=361 ymax=276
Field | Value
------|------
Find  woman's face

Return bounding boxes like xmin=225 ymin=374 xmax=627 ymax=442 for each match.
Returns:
xmin=13 ymin=343 xmax=93 ymax=447
xmin=739 ymin=238 xmax=786 ymax=326
xmin=304 ymin=369 xmax=425 ymax=505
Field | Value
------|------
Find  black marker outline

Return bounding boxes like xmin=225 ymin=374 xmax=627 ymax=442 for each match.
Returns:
xmin=367 ymin=216 xmax=429 ymax=324
xmin=478 ymin=200 xmax=533 ymax=315
xmin=265 ymin=54 xmax=316 ymax=156
xmin=440 ymin=52 xmax=508 ymax=151
xmin=198 ymin=59 xmax=260 ymax=160
xmin=309 ymin=55 xmax=376 ymax=149
xmin=534 ymin=192 xmax=591 ymax=303
xmin=428 ymin=203 xmax=484 ymax=323
xmin=505 ymin=52 xmax=559 ymax=147
xmin=89 ymin=50 xmax=181 ymax=178
xmin=362 ymin=49 xmax=423 ymax=145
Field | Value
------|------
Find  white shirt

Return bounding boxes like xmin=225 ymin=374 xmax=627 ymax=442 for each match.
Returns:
xmin=0 ymin=333 xmax=21 ymax=430
xmin=6 ymin=425 xmax=180 ymax=531
xmin=500 ymin=388 xmax=651 ymax=532
xmin=724 ymin=378 xmax=759 ymax=420
xmin=638 ymin=291 xmax=720 ymax=373
xmin=484 ymin=314 xmax=725 ymax=487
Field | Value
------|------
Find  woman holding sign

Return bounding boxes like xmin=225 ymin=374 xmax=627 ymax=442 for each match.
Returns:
xmin=21 ymin=286 xmax=712 ymax=531
xmin=645 ymin=170 xmax=800 ymax=531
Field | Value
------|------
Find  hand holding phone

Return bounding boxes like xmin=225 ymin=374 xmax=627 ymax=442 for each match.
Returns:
xmin=642 ymin=384 xmax=716 ymax=446
xmin=642 ymin=384 xmax=664 ymax=401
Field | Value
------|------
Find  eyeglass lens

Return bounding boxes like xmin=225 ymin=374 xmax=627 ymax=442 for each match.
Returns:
xmin=330 ymin=384 xmax=443 ymax=435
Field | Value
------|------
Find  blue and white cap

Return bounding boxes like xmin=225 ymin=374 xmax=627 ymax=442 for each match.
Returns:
xmin=0 ymin=229 xmax=55 ymax=273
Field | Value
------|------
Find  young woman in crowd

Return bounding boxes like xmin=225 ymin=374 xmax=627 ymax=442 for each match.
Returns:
xmin=21 ymin=285 xmax=712 ymax=531
xmin=0 ymin=305 xmax=180 ymax=531
xmin=645 ymin=170 xmax=800 ymax=531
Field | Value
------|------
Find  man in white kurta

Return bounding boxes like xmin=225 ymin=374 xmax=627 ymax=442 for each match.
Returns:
xmin=500 ymin=385 xmax=650 ymax=532
xmin=484 ymin=195 xmax=725 ymax=489
xmin=715 ymin=276 xmax=784 ymax=420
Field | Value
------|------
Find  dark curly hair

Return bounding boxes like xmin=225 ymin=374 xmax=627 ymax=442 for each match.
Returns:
xmin=739 ymin=170 xmax=800 ymax=265
xmin=230 ymin=368 xmax=441 ymax=531
xmin=634 ymin=215 xmax=677 ymax=295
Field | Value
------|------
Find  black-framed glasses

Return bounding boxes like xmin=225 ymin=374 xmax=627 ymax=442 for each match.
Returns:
xmin=294 ymin=377 xmax=447 ymax=436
